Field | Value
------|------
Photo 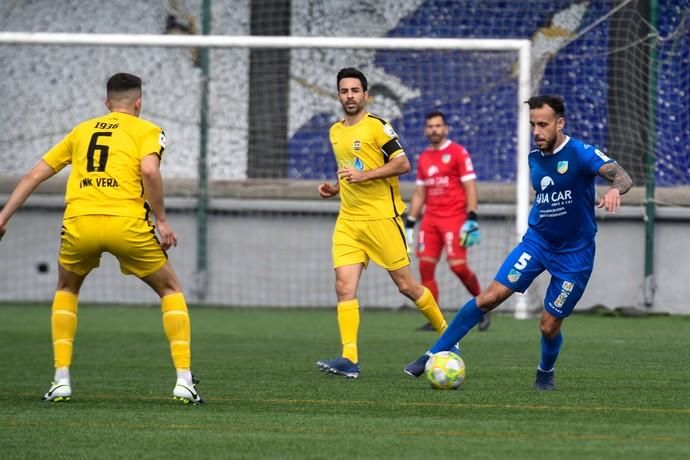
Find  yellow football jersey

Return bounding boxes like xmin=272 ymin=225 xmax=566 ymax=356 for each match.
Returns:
xmin=43 ymin=112 xmax=166 ymax=219
xmin=329 ymin=113 xmax=407 ymax=219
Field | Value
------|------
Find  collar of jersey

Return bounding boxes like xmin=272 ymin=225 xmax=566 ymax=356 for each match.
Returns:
xmin=431 ymin=139 xmax=452 ymax=151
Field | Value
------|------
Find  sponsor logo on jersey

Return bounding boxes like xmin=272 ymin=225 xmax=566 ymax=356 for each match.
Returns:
xmin=594 ymin=148 xmax=611 ymax=162
xmin=383 ymin=123 xmax=397 ymax=138
xmin=557 ymin=161 xmax=568 ymax=174
xmin=540 ymin=176 xmax=554 ymax=191
xmin=427 ymin=165 xmax=439 ymax=177
xmin=507 ymin=269 xmax=521 ymax=283
xmin=442 ymin=154 xmax=451 ymax=164
xmin=562 ymin=281 xmax=574 ymax=292
xmin=535 ymin=189 xmax=572 ymax=205
xmin=353 ymin=157 xmax=364 ymax=171
xmin=465 ymin=158 xmax=474 ymax=172
xmin=159 ymin=132 xmax=167 ymax=148
xmin=353 ymin=140 xmax=361 ymax=151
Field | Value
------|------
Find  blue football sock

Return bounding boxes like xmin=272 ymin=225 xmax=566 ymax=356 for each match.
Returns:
xmin=429 ymin=298 xmax=484 ymax=353
xmin=539 ymin=332 xmax=563 ymax=372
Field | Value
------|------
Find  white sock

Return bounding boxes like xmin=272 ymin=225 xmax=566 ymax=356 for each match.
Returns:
xmin=54 ymin=367 xmax=70 ymax=382
xmin=176 ymin=369 xmax=192 ymax=383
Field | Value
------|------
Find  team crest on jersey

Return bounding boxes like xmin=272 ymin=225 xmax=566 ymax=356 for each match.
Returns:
xmin=159 ymin=132 xmax=167 ymax=148
xmin=557 ymin=161 xmax=568 ymax=174
xmin=441 ymin=154 xmax=451 ymax=164
xmin=507 ymin=269 xmax=521 ymax=283
xmin=353 ymin=140 xmax=361 ymax=151
xmin=540 ymin=176 xmax=554 ymax=191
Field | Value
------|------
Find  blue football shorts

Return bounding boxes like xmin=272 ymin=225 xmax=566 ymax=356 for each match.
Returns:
xmin=494 ymin=237 xmax=594 ymax=318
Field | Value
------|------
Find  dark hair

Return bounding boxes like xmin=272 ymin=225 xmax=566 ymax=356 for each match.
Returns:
xmin=425 ymin=110 xmax=447 ymax=124
xmin=525 ymin=95 xmax=565 ymax=117
xmin=336 ymin=67 xmax=368 ymax=92
xmin=107 ymin=73 xmax=142 ymax=94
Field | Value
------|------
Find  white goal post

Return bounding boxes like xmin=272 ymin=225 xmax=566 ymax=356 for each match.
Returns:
xmin=0 ymin=32 xmax=532 ymax=318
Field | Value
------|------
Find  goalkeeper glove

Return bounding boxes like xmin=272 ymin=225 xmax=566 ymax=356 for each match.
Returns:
xmin=404 ymin=216 xmax=416 ymax=255
xmin=460 ymin=211 xmax=480 ymax=247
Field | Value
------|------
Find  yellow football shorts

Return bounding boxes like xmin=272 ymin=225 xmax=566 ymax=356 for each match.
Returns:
xmin=332 ymin=216 xmax=410 ymax=271
xmin=59 ymin=215 xmax=168 ymax=278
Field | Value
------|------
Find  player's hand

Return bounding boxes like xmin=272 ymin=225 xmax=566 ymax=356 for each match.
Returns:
xmin=597 ymin=187 xmax=621 ymax=214
xmin=155 ymin=219 xmax=178 ymax=250
xmin=460 ymin=219 xmax=480 ymax=247
xmin=318 ymin=182 xmax=339 ymax=198
xmin=337 ymin=167 xmax=368 ymax=184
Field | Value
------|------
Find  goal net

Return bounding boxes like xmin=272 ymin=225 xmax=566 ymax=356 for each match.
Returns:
xmin=1 ymin=0 xmax=688 ymax=315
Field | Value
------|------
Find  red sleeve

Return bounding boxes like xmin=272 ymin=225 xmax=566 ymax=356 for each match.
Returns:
xmin=455 ymin=143 xmax=476 ymax=181
xmin=416 ymin=151 xmax=427 ymax=182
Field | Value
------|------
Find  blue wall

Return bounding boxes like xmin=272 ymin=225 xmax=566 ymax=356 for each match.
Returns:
xmin=288 ymin=0 xmax=689 ymax=186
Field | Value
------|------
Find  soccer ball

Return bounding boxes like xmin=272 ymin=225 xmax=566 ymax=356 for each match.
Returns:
xmin=424 ymin=351 xmax=465 ymax=390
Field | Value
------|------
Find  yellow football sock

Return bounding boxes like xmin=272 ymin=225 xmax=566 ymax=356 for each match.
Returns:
xmin=161 ymin=293 xmax=191 ymax=370
xmin=415 ymin=287 xmax=448 ymax=335
xmin=337 ymin=299 xmax=360 ymax=364
xmin=51 ymin=291 xmax=78 ymax=368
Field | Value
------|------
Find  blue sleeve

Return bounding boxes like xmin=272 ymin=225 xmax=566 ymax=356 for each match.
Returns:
xmin=579 ymin=143 xmax=613 ymax=175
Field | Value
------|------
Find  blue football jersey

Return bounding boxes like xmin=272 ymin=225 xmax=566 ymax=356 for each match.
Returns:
xmin=525 ymin=136 xmax=613 ymax=252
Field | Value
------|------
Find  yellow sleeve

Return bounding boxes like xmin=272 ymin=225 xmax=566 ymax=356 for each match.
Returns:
xmin=140 ymin=127 xmax=166 ymax=159
xmin=42 ymin=130 xmax=75 ymax=172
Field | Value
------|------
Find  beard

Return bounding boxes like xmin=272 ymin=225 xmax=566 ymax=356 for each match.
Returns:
xmin=536 ymin=135 xmax=557 ymax=152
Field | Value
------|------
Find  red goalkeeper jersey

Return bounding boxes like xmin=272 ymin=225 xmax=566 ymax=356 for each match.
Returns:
xmin=416 ymin=140 xmax=476 ymax=219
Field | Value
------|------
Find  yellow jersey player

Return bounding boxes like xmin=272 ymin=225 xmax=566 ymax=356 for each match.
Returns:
xmin=316 ymin=68 xmax=457 ymax=378
xmin=0 ymin=73 xmax=203 ymax=404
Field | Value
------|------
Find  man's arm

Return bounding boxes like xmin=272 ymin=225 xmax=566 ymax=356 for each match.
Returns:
xmin=0 ymin=160 xmax=56 ymax=241
xmin=404 ymin=184 xmax=425 ymax=254
xmin=408 ymin=184 xmax=425 ymax=221
xmin=338 ymin=154 xmax=410 ymax=184
xmin=463 ymin=178 xmax=478 ymax=215
xmin=141 ymin=153 xmax=177 ymax=250
xmin=596 ymin=162 xmax=633 ymax=214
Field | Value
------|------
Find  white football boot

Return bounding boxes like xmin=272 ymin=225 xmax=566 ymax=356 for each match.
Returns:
xmin=173 ymin=375 xmax=204 ymax=404
xmin=42 ymin=379 xmax=71 ymax=402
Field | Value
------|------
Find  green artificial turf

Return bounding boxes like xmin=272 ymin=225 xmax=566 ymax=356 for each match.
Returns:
xmin=1 ymin=304 xmax=688 ymax=459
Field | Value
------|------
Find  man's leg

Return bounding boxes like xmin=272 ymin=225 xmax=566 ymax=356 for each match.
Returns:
xmin=418 ymin=259 xmax=439 ymax=303
xmin=535 ymin=311 xmax=563 ymax=391
xmin=141 ymin=262 xmax=200 ymax=403
xmin=43 ymin=265 xmax=87 ymax=402
xmin=449 ymin=259 xmax=489 ymax=331
xmin=316 ymin=263 xmax=363 ymax=378
xmin=404 ymin=281 xmax=513 ymax=377
xmin=389 ymin=265 xmax=447 ymax=335
xmin=535 ymin=258 xmax=591 ymax=391
xmin=141 ymin=262 xmax=202 ymax=403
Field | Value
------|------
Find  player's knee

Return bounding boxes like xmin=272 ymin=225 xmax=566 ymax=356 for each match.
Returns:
xmin=477 ymin=283 xmax=511 ymax=310
xmin=335 ymin=279 xmax=356 ymax=299
xmin=449 ymin=260 xmax=470 ymax=278
xmin=398 ymin=281 xmax=422 ymax=300
xmin=539 ymin=318 xmax=561 ymax=338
